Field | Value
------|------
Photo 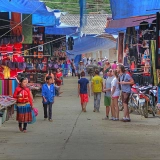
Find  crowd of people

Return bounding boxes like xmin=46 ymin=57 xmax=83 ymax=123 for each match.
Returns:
xmin=12 ymin=57 xmax=134 ymax=133
xmin=78 ymin=63 xmax=134 ymax=122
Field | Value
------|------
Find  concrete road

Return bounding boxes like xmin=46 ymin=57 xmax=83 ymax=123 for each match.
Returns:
xmin=0 ymin=77 xmax=160 ymax=160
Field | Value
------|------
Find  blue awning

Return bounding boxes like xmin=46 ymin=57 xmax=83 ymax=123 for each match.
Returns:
xmin=110 ymin=0 xmax=160 ymax=20
xmin=45 ymin=24 xmax=78 ymax=35
xmin=0 ymin=0 xmax=59 ymax=15
xmin=0 ymin=0 xmax=60 ymax=26
xmin=105 ymin=28 xmax=126 ymax=35
xmin=67 ymin=36 xmax=116 ymax=57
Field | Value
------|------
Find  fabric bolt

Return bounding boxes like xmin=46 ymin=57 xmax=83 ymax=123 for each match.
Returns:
xmin=16 ymin=104 xmax=32 ymax=123
xmin=9 ymin=79 xmax=12 ymax=96
xmin=78 ymin=77 xmax=89 ymax=94
xmin=94 ymin=92 xmax=101 ymax=111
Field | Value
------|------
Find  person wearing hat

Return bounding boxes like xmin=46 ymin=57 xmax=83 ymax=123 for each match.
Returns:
xmin=111 ymin=61 xmax=117 ymax=70
xmin=78 ymin=61 xmax=85 ymax=79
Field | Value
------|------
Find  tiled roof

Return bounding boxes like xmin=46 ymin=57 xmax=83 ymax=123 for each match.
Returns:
xmin=60 ymin=14 xmax=109 ymax=34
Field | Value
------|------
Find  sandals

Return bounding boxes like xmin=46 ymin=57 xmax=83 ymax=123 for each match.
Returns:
xmin=23 ymin=130 xmax=27 ymax=133
xmin=19 ymin=127 xmax=23 ymax=132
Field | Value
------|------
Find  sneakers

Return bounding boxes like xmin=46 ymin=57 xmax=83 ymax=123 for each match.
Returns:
xmin=121 ymin=117 xmax=131 ymax=122
xmin=49 ymin=119 xmax=53 ymax=122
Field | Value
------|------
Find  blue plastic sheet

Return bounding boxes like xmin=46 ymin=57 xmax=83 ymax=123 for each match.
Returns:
xmin=110 ymin=0 xmax=160 ymax=20
xmin=0 ymin=0 xmax=60 ymax=26
xmin=45 ymin=24 xmax=78 ymax=35
xmin=67 ymin=36 xmax=116 ymax=57
xmin=28 ymin=110 xmax=36 ymax=124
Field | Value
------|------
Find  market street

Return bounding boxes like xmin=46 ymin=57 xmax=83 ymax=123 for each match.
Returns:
xmin=0 ymin=77 xmax=160 ymax=160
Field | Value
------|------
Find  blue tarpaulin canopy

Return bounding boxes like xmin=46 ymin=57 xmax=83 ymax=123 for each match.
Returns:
xmin=110 ymin=0 xmax=160 ymax=20
xmin=105 ymin=28 xmax=126 ymax=35
xmin=67 ymin=36 xmax=116 ymax=57
xmin=0 ymin=0 xmax=58 ymax=15
xmin=45 ymin=23 xmax=78 ymax=35
xmin=0 ymin=0 xmax=60 ymax=26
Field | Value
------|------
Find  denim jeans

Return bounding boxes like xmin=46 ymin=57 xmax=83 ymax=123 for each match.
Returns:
xmin=94 ymin=92 xmax=101 ymax=111
xmin=43 ymin=103 xmax=53 ymax=120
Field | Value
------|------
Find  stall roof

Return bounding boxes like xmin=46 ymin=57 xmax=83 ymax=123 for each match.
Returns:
xmin=45 ymin=23 xmax=78 ymax=35
xmin=0 ymin=0 xmax=59 ymax=15
xmin=107 ymin=15 xmax=156 ymax=28
xmin=110 ymin=0 xmax=160 ymax=20
xmin=67 ymin=36 xmax=116 ymax=57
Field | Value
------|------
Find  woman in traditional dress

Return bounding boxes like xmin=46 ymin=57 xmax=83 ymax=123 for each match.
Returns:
xmin=13 ymin=77 xmax=33 ymax=133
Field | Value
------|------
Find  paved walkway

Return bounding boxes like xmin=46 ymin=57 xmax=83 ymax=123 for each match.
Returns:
xmin=0 ymin=77 xmax=160 ymax=160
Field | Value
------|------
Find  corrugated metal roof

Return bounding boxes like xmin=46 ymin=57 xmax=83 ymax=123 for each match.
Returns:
xmin=60 ymin=14 xmax=109 ymax=34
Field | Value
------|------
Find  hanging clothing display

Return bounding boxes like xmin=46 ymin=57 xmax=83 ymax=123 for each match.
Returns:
xmin=11 ymin=12 xmax=22 ymax=36
xmin=22 ymin=14 xmax=32 ymax=44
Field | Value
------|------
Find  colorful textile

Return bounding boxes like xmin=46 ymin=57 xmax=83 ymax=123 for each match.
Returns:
xmin=22 ymin=14 xmax=32 ymax=44
xmin=16 ymin=104 xmax=32 ymax=123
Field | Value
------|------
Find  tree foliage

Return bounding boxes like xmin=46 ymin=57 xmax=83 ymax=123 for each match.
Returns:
xmin=44 ymin=0 xmax=111 ymax=14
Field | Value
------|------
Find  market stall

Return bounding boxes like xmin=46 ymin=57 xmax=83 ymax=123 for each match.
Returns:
xmin=0 ymin=95 xmax=16 ymax=126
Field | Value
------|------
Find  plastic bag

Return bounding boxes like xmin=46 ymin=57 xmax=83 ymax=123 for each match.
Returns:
xmin=28 ymin=110 xmax=36 ymax=124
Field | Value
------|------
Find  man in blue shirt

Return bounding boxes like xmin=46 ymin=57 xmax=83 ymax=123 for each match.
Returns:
xmin=42 ymin=76 xmax=55 ymax=122
xmin=78 ymin=71 xmax=90 ymax=112
xmin=117 ymin=64 xmax=134 ymax=122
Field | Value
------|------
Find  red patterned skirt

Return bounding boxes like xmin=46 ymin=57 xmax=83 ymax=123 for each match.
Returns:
xmin=16 ymin=104 xmax=32 ymax=123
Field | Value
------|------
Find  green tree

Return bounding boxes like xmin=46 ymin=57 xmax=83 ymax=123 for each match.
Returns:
xmin=43 ymin=0 xmax=111 ymax=14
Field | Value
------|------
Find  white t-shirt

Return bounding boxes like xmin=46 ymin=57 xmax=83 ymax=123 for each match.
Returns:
xmin=111 ymin=77 xmax=120 ymax=97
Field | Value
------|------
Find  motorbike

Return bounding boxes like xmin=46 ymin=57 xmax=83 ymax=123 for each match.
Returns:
xmin=128 ymin=85 xmax=147 ymax=117
xmin=143 ymin=86 xmax=157 ymax=117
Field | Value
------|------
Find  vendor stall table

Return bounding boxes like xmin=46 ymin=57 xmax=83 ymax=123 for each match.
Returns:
xmin=0 ymin=96 xmax=16 ymax=126
xmin=27 ymin=83 xmax=42 ymax=97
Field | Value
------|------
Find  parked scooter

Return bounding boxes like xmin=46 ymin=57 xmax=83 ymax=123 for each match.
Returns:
xmin=142 ymin=86 xmax=157 ymax=116
xmin=128 ymin=85 xmax=147 ymax=117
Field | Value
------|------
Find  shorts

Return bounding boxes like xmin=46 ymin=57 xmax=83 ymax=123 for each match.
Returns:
xmin=80 ymin=94 xmax=88 ymax=104
xmin=104 ymin=96 xmax=111 ymax=106
xmin=112 ymin=96 xmax=119 ymax=99
xmin=122 ymin=92 xmax=130 ymax=105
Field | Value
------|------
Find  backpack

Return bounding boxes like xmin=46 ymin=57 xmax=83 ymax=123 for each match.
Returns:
xmin=119 ymin=73 xmax=134 ymax=90
xmin=118 ymin=74 xmax=126 ymax=90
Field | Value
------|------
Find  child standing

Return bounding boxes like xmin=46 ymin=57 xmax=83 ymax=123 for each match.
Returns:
xmin=78 ymin=71 xmax=90 ymax=112
xmin=42 ymin=76 xmax=55 ymax=122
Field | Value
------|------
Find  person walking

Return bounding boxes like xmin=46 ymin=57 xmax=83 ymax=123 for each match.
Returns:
xmin=71 ymin=59 xmax=76 ymax=77
xmin=78 ymin=71 xmax=90 ymax=112
xmin=91 ymin=70 xmax=103 ymax=112
xmin=13 ymin=77 xmax=33 ymax=133
xmin=78 ymin=61 xmax=85 ymax=79
xmin=42 ymin=76 xmax=55 ymax=122
xmin=103 ymin=61 xmax=111 ymax=79
xmin=102 ymin=69 xmax=114 ymax=120
xmin=117 ymin=64 xmax=134 ymax=122
xmin=110 ymin=70 xmax=120 ymax=121
xmin=111 ymin=61 xmax=117 ymax=70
